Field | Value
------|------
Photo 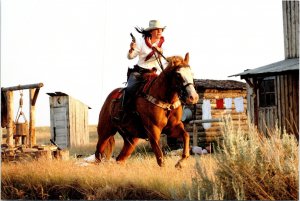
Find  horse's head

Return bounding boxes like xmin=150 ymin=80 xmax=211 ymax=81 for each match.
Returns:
xmin=165 ymin=53 xmax=199 ymax=104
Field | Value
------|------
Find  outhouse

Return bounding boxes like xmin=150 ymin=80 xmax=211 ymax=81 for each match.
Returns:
xmin=47 ymin=92 xmax=90 ymax=149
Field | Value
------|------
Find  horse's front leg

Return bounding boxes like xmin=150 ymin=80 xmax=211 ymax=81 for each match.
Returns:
xmin=146 ymin=125 xmax=165 ymax=167
xmin=170 ymin=123 xmax=190 ymax=168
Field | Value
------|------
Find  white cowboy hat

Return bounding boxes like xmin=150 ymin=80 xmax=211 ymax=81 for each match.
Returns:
xmin=144 ymin=20 xmax=166 ymax=31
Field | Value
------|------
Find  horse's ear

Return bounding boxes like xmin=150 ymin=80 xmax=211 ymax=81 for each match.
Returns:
xmin=167 ymin=57 xmax=174 ymax=66
xmin=184 ymin=52 xmax=189 ymax=64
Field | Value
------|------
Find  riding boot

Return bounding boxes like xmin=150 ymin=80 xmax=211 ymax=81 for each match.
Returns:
xmin=114 ymin=71 xmax=141 ymax=122
xmin=114 ymin=90 xmax=131 ymax=122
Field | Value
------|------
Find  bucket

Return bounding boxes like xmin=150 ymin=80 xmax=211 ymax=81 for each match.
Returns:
xmin=181 ymin=107 xmax=193 ymax=122
xmin=15 ymin=122 xmax=28 ymax=136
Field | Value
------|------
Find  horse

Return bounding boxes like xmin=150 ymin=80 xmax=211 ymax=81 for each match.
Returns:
xmin=95 ymin=53 xmax=199 ymax=168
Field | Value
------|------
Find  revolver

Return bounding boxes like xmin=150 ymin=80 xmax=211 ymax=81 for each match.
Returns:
xmin=130 ymin=33 xmax=136 ymax=43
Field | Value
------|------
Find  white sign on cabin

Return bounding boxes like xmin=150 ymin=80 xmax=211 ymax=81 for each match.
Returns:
xmin=47 ymin=92 xmax=90 ymax=149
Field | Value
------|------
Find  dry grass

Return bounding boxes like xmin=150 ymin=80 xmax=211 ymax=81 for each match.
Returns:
xmin=1 ymin=118 xmax=299 ymax=200
xmin=190 ymin=116 xmax=299 ymax=200
xmin=1 ymin=154 xmax=204 ymax=200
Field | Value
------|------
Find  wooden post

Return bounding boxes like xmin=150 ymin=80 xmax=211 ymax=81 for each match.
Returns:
xmin=1 ymin=83 xmax=43 ymax=92
xmin=192 ymin=122 xmax=197 ymax=146
xmin=2 ymin=83 xmax=43 ymax=148
xmin=6 ymin=91 xmax=14 ymax=147
xmin=29 ymin=89 xmax=36 ymax=147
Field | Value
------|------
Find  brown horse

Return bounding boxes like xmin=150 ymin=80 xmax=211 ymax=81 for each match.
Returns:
xmin=95 ymin=53 xmax=199 ymax=167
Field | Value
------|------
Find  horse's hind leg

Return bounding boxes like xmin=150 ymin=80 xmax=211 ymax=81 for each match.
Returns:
xmin=116 ymin=137 xmax=139 ymax=164
xmin=95 ymin=123 xmax=117 ymax=161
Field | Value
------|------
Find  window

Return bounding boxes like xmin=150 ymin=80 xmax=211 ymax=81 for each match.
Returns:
xmin=259 ymin=77 xmax=275 ymax=107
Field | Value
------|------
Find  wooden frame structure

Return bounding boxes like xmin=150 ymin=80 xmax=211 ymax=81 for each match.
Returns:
xmin=231 ymin=1 xmax=299 ymax=137
xmin=1 ymin=83 xmax=44 ymax=148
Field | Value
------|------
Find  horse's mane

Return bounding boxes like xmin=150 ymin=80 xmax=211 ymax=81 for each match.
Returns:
xmin=164 ymin=55 xmax=189 ymax=73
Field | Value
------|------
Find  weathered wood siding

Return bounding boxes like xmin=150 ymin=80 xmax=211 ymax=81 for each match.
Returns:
xmin=49 ymin=96 xmax=69 ymax=148
xmin=283 ymin=0 xmax=299 ymax=58
xmin=185 ymin=88 xmax=248 ymax=146
xmin=69 ymin=96 xmax=89 ymax=147
xmin=49 ymin=95 xmax=89 ymax=148
xmin=247 ymin=73 xmax=299 ymax=135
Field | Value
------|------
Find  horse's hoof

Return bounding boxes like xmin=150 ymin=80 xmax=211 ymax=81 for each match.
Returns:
xmin=175 ymin=162 xmax=183 ymax=169
xmin=157 ymin=159 xmax=165 ymax=167
xmin=116 ymin=160 xmax=126 ymax=165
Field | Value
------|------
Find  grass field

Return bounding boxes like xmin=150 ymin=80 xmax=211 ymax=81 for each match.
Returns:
xmin=1 ymin=118 xmax=299 ymax=200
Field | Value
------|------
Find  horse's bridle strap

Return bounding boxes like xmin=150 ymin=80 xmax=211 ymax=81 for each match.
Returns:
xmin=144 ymin=94 xmax=181 ymax=110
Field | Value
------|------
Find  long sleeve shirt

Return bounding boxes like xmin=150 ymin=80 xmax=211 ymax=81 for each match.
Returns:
xmin=127 ymin=37 xmax=165 ymax=71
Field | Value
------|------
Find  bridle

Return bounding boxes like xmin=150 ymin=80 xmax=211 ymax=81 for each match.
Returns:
xmin=172 ymin=67 xmax=195 ymax=104
xmin=145 ymin=50 xmax=195 ymax=108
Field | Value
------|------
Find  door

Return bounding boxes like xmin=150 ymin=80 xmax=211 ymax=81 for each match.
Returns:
xmin=52 ymin=107 xmax=68 ymax=148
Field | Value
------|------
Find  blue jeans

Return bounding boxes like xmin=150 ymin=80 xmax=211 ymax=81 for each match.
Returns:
xmin=126 ymin=71 xmax=143 ymax=96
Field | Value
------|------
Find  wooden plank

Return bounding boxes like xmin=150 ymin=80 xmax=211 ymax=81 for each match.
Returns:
xmin=295 ymin=1 xmax=299 ymax=57
xmin=284 ymin=74 xmax=289 ymax=131
xmin=292 ymin=73 xmax=299 ymax=134
xmin=265 ymin=108 xmax=269 ymax=130
xmin=253 ymin=78 xmax=259 ymax=126
xmin=287 ymin=1 xmax=292 ymax=58
xmin=189 ymin=118 xmax=222 ymax=124
xmin=290 ymin=74 xmax=297 ymax=134
xmin=199 ymin=136 xmax=224 ymax=143
xmin=1 ymin=83 xmax=43 ymax=92
xmin=291 ymin=1 xmax=296 ymax=58
xmin=203 ymin=93 xmax=247 ymax=99
xmin=210 ymin=113 xmax=248 ymax=120
xmin=31 ymin=88 xmax=40 ymax=106
xmin=283 ymin=1 xmax=289 ymax=58
xmin=196 ymin=132 xmax=222 ymax=137
xmin=276 ymin=76 xmax=282 ymax=131
xmin=288 ymin=74 xmax=294 ymax=132
xmin=53 ymin=106 xmax=68 ymax=148
xmin=29 ymin=89 xmax=36 ymax=147
xmin=192 ymin=123 xmax=197 ymax=146
xmin=280 ymin=75 xmax=286 ymax=130
xmin=247 ymin=79 xmax=255 ymax=124
xmin=5 ymin=91 xmax=14 ymax=147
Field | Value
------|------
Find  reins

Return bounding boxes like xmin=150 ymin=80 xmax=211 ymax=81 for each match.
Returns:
xmin=152 ymin=46 xmax=168 ymax=72
xmin=142 ymin=61 xmax=183 ymax=111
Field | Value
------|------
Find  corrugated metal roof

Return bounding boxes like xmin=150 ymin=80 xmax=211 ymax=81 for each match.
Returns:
xmin=230 ymin=58 xmax=299 ymax=77
xmin=194 ymin=79 xmax=246 ymax=90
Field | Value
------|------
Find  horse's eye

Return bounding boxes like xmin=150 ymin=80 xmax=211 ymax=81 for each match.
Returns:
xmin=176 ymin=72 xmax=182 ymax=78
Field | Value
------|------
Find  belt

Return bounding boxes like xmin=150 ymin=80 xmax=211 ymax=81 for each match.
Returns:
xmin=134 ymin=65 xmax=156 ymax=74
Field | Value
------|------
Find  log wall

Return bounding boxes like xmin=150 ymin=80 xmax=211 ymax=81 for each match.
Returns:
xmin=184 ymin=88 xmax=248 ymax=146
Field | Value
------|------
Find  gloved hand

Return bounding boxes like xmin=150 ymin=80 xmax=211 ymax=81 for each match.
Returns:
xmin=129 ymin=42 xmax=136 ymax=53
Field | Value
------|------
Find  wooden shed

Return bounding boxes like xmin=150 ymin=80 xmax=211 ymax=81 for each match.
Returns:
xmin=232 ymin=59 xmax=299 ymax=137
xmin=183 ymin=79 xmax=248 ymax=147
xmin=47 ymin=92 xmax=90 ymax=149
xmin=231 ymin=1 xmax=299 ymax=138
